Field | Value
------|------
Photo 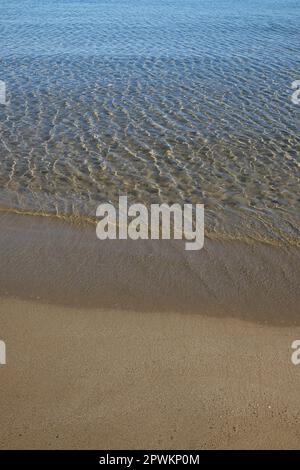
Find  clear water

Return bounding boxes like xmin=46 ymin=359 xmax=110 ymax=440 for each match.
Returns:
xmin=0 ymin=0 xmax=299 ymax=244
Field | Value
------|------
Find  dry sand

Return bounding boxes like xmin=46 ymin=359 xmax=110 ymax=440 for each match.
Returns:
xmin=0 ymin=212 xmax=300 ymax=449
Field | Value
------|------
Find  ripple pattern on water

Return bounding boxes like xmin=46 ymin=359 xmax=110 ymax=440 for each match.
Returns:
xmin=0 ymin=0 xmax=299 ymax=244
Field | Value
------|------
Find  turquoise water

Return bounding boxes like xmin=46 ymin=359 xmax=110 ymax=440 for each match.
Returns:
xmin=0 ymin=0 xmax=299 ymax=244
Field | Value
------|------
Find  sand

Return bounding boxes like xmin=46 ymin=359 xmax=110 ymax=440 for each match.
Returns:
xmin=0 ymin=212 xmax=300 ymax=449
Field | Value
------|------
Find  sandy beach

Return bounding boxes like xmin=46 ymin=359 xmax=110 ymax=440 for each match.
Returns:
xmin=0 ymin=212 xmax=300 ymax=449
xmin=0 ymin=0 xmax=299 ymax=454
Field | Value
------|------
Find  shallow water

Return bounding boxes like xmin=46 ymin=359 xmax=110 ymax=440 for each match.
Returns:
xmin=0 ymin=0 xmax=299 ymax=244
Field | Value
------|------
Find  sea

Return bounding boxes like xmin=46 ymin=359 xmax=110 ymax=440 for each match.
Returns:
xmin=0 ymin=0 xmax=299 ymax=245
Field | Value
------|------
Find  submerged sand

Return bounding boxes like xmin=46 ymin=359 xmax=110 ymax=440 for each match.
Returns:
xmin=0 ymin=212 xmax=300 ymax=449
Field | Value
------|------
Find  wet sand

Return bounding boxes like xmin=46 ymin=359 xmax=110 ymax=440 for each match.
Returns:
xmin=0 ymin=212 xmax=300 ymax=449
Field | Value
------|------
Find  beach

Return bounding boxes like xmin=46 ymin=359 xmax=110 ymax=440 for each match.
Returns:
xmin=0 ymin=0 xmax=300 ymax=451
xmin=0 ymin=213 xmax=300 ymax=449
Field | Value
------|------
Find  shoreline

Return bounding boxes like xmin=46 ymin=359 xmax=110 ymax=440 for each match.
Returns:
xmin=1 ymin=203 xmax=300 ymax=249
xmin=0 ymin=212 xmax=300 ymax=449
xmin=0 ymin=211 xmax=299 ymax=325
